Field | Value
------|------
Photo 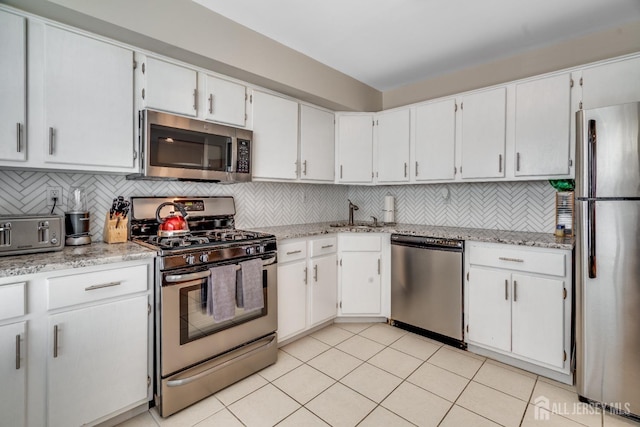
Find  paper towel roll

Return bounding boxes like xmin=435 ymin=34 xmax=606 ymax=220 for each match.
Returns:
xmin=383 ymin=194 xmax=395 ymax=223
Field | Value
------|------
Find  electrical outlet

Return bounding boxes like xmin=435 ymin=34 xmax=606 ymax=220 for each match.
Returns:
xmin=46 ymin=186 xmax=62 ymax=207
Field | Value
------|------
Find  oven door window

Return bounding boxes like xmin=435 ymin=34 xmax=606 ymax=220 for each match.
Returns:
xmin=150 ymin=124 xmax=231 ymax=171
xmin=179 ymin=271 xmax=267 ymax=344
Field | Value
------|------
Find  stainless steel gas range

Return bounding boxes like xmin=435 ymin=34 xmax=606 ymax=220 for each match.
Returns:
xmin=129 ymin=196 xmax=278 ymax=417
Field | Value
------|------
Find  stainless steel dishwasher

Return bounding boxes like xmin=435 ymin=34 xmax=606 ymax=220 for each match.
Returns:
xmin=390 ymin=234 xmax=464 ymax=346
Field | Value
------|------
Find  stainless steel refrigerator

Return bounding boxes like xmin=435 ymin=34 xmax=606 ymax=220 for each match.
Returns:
xmin=576 ymin=102 xmax=640 ymax=420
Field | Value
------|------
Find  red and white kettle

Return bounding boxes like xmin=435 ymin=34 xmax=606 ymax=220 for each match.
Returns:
xmin=155 ymin=202 xmax=190 ymax=237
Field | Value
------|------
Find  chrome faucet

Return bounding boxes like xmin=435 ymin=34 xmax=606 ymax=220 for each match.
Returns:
xmin=371 ymin=216 xmax=378 ymax=227
xmin=348 ymin=199 xmax=359 ymax=226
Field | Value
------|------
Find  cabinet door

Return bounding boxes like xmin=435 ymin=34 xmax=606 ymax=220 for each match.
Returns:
xmin=340 ymin=252 xmax=381 ymax=315
xmin=414 ymin=98 xmax=456 ymax=181
xmin=511 ymin=274 xmax=565 ymax=368
xmin=337 ymin=114 xmax=374 ymax=183
xmin=460 ymin=87 xmax=506 ymax=179
xmin=515 ymin=74 xmax=571 ymax=177
xmin=300 ymin=105 xmax=335 ymax=182
xmin=43 ymin=26 xmax=134 ymax=169
xmin=376 ymin=109 xmax=410 ymax=183
xmin=48 ymin=296 xmax=148 ymax=427
xmin=251 ymin=91 xmax=299 ymax=180
xmin=0 ymin=321 xmax=26 ymax=427
xmin=203 ymin=75 xmax=246 ymax=126
xmin=582 ymin=56 xmax=640 ymax=109
xmin=467 ymin=267 xmax=511 ymax=352
xmin=277 ymin=261 xmax=308 ymax=341
xmin=145 ymin=57 xmax=198 ymax=117
xmin=310 ymin=254 xmax=337 ymax=326
xmin=0 ymin=10 xmax=26 ymax=162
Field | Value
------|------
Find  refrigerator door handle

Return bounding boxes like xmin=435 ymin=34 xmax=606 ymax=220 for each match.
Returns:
xmin=588 ymin=200 xmax=597 ymax=278
xmin=588 ymin=119 xmax=597 ymax=198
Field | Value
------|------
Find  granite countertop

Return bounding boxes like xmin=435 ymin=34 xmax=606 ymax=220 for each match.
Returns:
xmin=249 ymin=222 xmax=575 ymax=250
xmin=0 ymin=242 xmax=157 ymax=278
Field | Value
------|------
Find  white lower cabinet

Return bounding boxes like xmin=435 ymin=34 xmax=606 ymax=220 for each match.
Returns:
xmin=465 ymin=241 xmax=572 ymax=378
xmin=0 ymin=321 xmax=26 ymax=427
xmin=338 ymin=234 xmax=390 ymax=318
xmin=277 ymin=236 xmax=337 ymax=342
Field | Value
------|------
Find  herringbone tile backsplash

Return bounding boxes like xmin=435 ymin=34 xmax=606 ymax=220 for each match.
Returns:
xmin=0 ymin=170 xmax=556 ymax=240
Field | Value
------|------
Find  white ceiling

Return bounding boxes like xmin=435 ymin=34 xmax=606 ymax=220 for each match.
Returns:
xmin=193 ymin=0 xmax=640 ymax=91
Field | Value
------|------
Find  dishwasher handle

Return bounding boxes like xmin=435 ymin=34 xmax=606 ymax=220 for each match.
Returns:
xmin=391 ymin=234 xmax=463 ymax=251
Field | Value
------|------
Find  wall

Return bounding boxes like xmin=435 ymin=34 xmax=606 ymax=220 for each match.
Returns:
xmin=0 ymin=170 xmax=557 ymax=241
xmin=0 ymin=171 xmax=348 ymax=241
xmin=348 ymin=181 xmax=556 ymax=233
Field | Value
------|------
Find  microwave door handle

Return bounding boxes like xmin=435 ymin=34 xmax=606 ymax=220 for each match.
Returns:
xmin=227 ymin=139 xmax=234 ymax=172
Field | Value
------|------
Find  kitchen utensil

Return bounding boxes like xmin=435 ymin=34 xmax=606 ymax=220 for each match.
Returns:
xmin=155 ymin=202 xmax=190 ymax=237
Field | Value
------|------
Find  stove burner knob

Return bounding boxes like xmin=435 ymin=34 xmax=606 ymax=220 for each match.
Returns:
xmin=199 ymin=253 xmax=209 ymax=263
xmin=246 ymin=247 xmax=255 ymax=255
xmin=185 ymin=254 xmax=196 ymax=265
xmin=258 ymin=245 xmax=265 ymax=253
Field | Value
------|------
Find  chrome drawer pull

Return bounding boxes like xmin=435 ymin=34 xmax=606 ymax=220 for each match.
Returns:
xmin=513 ymin=280 xmax=518 ymax=302
xmin=321 ymin=244 xmax=334 ymax=249
xmin=498 ymin=257 xmax=524 ymax=263
xmin=53 ymin=325 xmax=59 ymax=358
xmin=85 ymin=281 xmax=121 ymax=291
xmin=286 ymin=250 xmax=302 ymax=255
xmin=504 ymin=280 xmax=508 ymax=300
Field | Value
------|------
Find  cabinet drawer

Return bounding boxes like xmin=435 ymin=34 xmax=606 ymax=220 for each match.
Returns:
xmin=340 ymin=235 xmax=381 ymax=252
xmin=0 ymin=282 xmax=25 ymax=320
xmin=469 ymin=244 xmax=566 ymax=277
xmin=278 ymin=240 xmax=307 ymax=263
xmin=310 ymin=236 xmax=337 ymax=257
xmin=47 ymin=264 xmax=148 ymax=310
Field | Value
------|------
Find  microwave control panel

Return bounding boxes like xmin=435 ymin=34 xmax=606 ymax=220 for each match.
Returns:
xmin=237 ymin=139 xmax=250 ymax=173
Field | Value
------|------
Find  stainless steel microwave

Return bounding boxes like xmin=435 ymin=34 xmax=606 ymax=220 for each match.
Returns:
xmin=128 ymin=109 xmax=252 ymax=183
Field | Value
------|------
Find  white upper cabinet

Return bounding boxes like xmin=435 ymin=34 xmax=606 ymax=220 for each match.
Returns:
xmin=251 ymin=90 xmax=299 ymax=180
xmin=143 ymin=56 xmax=198 ymax=117
xmin=0 ymin=10 xmax=26 ymax=162
xmin=39 ymin=24 xmax=135 ymax=170
xmin=376 ymin=109 xmax=410 ymax=183
xmin=514 ymin=73 xmax=572 ymax=177
xmin=581 ymin=56 xmax=640 ymax=109
xmin=460 ymin=87 xmax=507 ymax=179
xmin=460 ymin=87 xmax=506 ymax=179
xmin=202 ymin=74 xmax=246 ymax=126
xmin=336 ymin=114 xmax=374 ymax=183
xmin=299 ymin=105 xmax=335 ymax=182
xmin=413 ymin=98 xmax=457 ymax=181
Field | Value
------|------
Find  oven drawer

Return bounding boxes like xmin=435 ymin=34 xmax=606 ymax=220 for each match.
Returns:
xmin=309 ymin=236 xmax=337 ymax=257
xmin=278 ymin=240 xmax=307 ymax=263
xmin=47 ymin=264 xmax=148 ymax=310
xmin=0 ymin=282 xmax=25 ymax=320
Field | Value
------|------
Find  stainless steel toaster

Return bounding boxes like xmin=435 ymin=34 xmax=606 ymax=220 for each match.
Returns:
xmin=0 ymin=215 xmax=65 ymax=256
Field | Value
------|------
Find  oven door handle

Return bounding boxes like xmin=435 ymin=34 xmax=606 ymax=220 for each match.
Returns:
xmin=166 ymin=334 xmax=277 ymax=387
xmin=164 ymin=256 xmax=277 ymax=283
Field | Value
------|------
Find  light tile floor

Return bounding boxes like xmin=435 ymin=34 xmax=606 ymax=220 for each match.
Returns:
xmin=118 ymin=322 xmax=639 ymax=427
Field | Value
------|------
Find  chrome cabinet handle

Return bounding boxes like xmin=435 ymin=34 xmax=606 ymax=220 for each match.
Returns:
xmin=53 ymin=325 xmax=59 ymax=358
xmin=340 ymin=165 xmax=343 ymax=179
xmin=498 ymin=257 xmax=524 ymax=263
xmin=516 ymin=152 xmax=521 ymax=171
xmin=498 ymin=154 xmax=502 ymax=173
xmin=85 ymin=281 xmax=121 ymax=291
xmin=286 ymin=250 xmax=302 ymax=255
xmin=208 ymin=94 xmax=214 ymax=114
xmin=321 ymin=244 xmax=334 ymax=249
xmin=303 ymin=267 xmax=308 ymax=285
xmin=49 ymin=127 xmax=55 ymax=155
xmin=504 ymin=279 xmax=508 ymax=300
xmin=415 ymin=161 xmax=419 ymax=177
xmin=303 ymin=160 xmax=307 ymax=176
xmin=193 ymin=89 xmax=198 ymax=111
xmin=513 ymin=280 xmax=518 ymax=302
xmin=404 ymin=162 xmax=407 ymax=177
xmin=16 ymin=123 xmax=22 ymax=153
xmin=377 ymin=258 xmax=381 ymax=275
xmin=314 ymin=264 xmax=318 ymax=281
xmin=15 ymin=334 xmax=21 ymax=370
